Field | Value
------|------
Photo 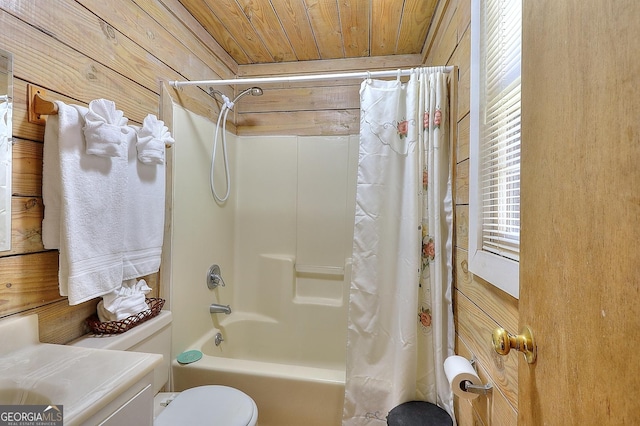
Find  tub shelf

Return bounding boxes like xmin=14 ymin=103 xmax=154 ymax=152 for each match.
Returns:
xmin=294 ymin=264 xmax=344 ymax=276
xmin=294 ymin=258 xmax=351 ymax=276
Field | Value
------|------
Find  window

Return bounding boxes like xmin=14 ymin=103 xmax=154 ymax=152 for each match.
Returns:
xmin=469 ymin=0 xmax=521 ymax=298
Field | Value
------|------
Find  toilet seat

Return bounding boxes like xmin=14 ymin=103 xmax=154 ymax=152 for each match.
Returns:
xmin=154 ymin=385 xmax=258 ymax=426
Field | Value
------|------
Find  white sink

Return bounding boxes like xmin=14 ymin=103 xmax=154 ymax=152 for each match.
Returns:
xmin=0 ymin=314 xmax=162 ymax=425
xmin=0 ymin=386 xmax=52 ymax=405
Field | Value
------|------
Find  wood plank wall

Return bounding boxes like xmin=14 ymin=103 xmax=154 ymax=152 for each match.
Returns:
xmin=0 ymin=0 xmax=228 ymax=344
xmin=234 ymin=54 xmax=424 ymax=136
xmin=423 ymin=0 xmax=520 ymax=425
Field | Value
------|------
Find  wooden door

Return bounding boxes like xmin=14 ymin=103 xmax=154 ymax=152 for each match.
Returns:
xmin=519 ymin=0 xmax=640 ymax=424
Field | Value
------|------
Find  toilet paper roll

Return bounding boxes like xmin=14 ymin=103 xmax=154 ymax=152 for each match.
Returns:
xmin=444 ymin=355 xmax=482 ymax=400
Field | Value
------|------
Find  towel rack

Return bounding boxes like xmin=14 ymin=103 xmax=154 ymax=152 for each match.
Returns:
xmin=27 ymin=84 xmax=57 ymax=125
xmin=32 ymin=93 xmax=57 ymax=115
xmin=26 ymin=84 xmax=174 ymax=149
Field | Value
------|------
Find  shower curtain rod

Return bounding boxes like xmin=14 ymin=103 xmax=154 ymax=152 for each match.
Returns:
xmin=169 ymin=66 xmax=454 ymax=88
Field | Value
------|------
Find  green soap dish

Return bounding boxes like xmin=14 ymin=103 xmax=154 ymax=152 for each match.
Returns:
xmin=177 ymin=350 xmax=203 ymax=364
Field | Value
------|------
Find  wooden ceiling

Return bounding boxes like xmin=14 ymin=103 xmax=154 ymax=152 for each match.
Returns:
xmin=179 ymin=0 xmax=439 ymax=66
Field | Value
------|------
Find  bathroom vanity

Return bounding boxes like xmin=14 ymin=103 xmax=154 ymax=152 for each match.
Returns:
xmin=0 ymin=314 xmax=162 ymax=425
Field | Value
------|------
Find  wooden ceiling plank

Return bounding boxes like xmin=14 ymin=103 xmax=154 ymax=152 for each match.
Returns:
xmin=179 ymin=0 xmax=252 ymax=64
xmin=303 ymin=0 xmax=345 ymax=59
xmin=397 ymin=0 xmax=438 ymax=54
xmin=270 ymin=0 xmax=321 ymax=61
xmin=236 ymin=0 xmax=298 ymax=62
xmin=338 ymin=0 xmax=370 ymax=57
xmin=371 ymin=0 xmax=403 ymax=56
xmin=177 ymin=0 xmax=439 ymax=66
xmin=201 ymin=0 xmax=275 ymax=63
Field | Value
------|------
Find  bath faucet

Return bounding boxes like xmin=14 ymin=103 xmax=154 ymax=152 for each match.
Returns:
xmin=209 ymin=303 xmax=232 ymax=315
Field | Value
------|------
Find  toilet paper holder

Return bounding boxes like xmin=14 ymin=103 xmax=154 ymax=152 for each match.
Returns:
xmin=461 ymin=380 xmax=493 ymax=395
xmin=462 ymin=359 xmax=493 ymax=395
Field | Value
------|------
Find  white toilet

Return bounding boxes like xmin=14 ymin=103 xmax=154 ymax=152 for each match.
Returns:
xmin=70 ymin=311 xmax=258 ymax=425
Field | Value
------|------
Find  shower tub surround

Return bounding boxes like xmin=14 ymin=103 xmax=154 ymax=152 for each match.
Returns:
xmin=171 ymin=106 xmax=358 ymax=425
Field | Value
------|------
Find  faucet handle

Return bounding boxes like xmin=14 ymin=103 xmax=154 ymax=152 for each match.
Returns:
xmin=207 ymin=264 xmax=226 ymax=289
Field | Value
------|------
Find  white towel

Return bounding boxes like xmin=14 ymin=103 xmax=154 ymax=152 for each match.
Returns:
xmin=83 ymin=99 xmax=128 ymax=158
xmin=42 ymin=111 xmax=62 ymax=249
xmin=46 ymin=101 xmax=127 ymax=305
xmin=97 ymin=278 xmax=152 ymax=322
xmin=121 ymin=126 xmax=166 ymax=280
xmin=136 ymin=114 xmax=174 ymax=165
xmin=0 ymin=102 xmax=9 ymax=249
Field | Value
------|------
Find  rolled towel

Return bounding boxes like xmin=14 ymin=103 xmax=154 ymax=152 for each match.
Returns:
xmin=83 ymin=99 xmax=128 ymax=158
xmin=97 ymin=278 xmax=152 ymax=322
xmin=136 ymin=114 xmax=174 ymax=165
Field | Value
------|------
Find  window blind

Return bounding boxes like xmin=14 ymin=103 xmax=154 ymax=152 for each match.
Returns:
xmin=479 ymin=0 xmax=521 ymax=261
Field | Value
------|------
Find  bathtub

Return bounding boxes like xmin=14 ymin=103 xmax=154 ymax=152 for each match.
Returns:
xmin=172 ymin=313 xmax=346 ymax=426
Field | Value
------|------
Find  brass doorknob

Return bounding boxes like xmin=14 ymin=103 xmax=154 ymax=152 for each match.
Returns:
xmin=492 ymin=326 xmax=537 ymax=364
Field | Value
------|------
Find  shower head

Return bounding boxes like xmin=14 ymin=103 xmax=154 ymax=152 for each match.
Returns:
xmin=233 ymin=86 xmax=263 ymax=103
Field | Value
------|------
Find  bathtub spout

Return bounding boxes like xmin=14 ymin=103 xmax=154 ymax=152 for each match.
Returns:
xmin=209 ymin=303 xmax=232 ymax=315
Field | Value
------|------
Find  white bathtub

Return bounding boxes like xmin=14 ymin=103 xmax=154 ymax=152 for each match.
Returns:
xmin=172 ymin=313 xmax=346 ymax=426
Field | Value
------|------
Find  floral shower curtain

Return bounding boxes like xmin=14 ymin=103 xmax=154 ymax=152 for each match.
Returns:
xmin=343 ymin=68 xmax=454 ymax=425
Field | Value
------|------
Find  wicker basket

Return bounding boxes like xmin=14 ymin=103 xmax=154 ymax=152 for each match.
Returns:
xmin=86 ymin=298 xmax=165 ymax=335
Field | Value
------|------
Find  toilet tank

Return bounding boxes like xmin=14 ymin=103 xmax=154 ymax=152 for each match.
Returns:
xmin=69 ymin=310 xmax=172 ymax=394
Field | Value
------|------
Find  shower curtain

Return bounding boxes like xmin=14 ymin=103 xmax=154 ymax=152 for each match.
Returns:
xmin=343 ymin=68 xmax=454 ymax=424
